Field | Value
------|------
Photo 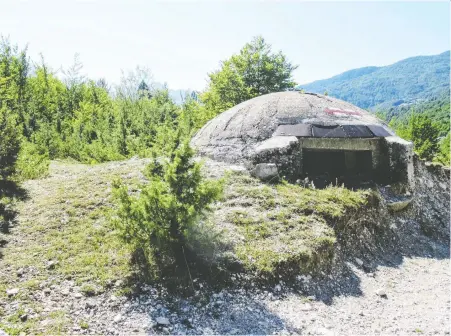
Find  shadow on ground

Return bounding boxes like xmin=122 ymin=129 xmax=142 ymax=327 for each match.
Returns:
xmin=0 ymin=180 xmax=29 ymax=258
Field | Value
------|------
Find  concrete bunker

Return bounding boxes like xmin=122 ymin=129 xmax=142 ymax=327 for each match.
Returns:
xmin=253 ymin=123 xmax=399 ymax=187
xmin=191 ymin=92 xmax=415 ymax=190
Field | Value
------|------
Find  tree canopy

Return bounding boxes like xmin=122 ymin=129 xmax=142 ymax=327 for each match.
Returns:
xmin=201 ymin=36 xmax=298 ymax=114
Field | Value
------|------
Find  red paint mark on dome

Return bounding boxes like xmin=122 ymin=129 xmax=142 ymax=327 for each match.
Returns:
xmin=324 ymin=107 xmax=362 ymax=116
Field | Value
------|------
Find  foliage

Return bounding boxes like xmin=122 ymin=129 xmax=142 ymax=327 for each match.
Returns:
xmin=385 ymin=93 xmax=450 ymax=164
xmin=14 ymin=141 xmax=50 ymax=180
xmin=0 ymin=108 xmax=21 ymax=179
xmin=390 ymin=113 xmax=441 ymax=161
xmin=379 ymin=91 xmax=450 ymax=137
xmin=0 ymin=37 xmax=215 ymax=180
xmin=300 ymin=51 xmax=449 ymax=110
xmin=0 ymin=38 xmax=25 ymax=180
xmin=201 ymin=36 xmax=298 ymax=115
xmin=436 ymin=132 xmax=450 ymax=166
xmin=112 ymin=130 xmax=224 ymax=265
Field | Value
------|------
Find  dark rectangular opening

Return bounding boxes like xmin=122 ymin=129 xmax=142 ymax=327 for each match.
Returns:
xmin=303 ymin=149 xmax=373 ymax=187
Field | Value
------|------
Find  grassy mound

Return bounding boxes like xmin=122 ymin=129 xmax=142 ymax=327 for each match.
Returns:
xmin=212 ymin=171 xmax=369 ymax=277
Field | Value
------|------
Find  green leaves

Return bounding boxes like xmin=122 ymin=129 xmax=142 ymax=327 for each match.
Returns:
xmin=202 ymin=35 xmax=298 ymax=115
xmin=0 ymin=106 xmax=21 ymax=179
xmin=391 ymin=113 xmax=441 ymax=162
xmin=112 ymin=131 xmax=224 ymax=265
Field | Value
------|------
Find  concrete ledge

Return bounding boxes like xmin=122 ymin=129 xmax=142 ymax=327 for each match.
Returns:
xmin=255 ymin=136 xmax=298 ymax=154
xmin=385 ymin=136 xmax=413 ymax=146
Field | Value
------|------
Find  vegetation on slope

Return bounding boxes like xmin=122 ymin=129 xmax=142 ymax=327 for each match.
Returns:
xmin=378 ymin=91 xmax=450 ymax=136
xmin=217 ymin=171 xmax=369 ymax=277
xmin=112 ymin=131 xmax=224 ymax=267
xmin=0 ymin=160 xmax=141 ymax=335
xmin=299 ymin=51 xmax=450 ymax=110
xmin=376 ymin=92 xmax=450 ymax=165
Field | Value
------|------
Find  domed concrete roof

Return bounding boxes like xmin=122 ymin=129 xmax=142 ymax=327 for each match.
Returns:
xmin=191 ymin=91 xmax=393 ymax=163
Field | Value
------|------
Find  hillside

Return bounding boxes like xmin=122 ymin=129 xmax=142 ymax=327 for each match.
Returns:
xmin=379 ymin=90 xmax=450 ymax=136
xmin=0 ymin=157 xmax=449 ymax=335
xmin=298 ymin=51 xmax=450 ymax=110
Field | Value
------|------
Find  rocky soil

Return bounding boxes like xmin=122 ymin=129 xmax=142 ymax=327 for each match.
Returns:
xmin=0 ymin=158 xmax=449 ymax=335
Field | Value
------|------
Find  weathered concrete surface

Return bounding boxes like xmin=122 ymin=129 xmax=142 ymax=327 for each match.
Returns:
xmin=385 ymin=136 xmax=415 ymax=190
xmin=191 ymin=92 xmax=387 ymax=163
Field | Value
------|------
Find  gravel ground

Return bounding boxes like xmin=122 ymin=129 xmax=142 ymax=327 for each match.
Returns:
xmin=55 ymin=252 xmax=448 ymax=336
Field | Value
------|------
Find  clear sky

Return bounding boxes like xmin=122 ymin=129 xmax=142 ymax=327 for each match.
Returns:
xmin=1 ymin=1 xmax=449 ymax=91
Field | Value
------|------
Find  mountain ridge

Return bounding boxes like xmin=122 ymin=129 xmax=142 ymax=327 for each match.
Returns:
xmin=298 ymin=50 xmax=450 ymax=110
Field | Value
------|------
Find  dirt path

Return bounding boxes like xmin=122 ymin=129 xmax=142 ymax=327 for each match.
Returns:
xmin=0 ymin=159 xmax=449 ymax=335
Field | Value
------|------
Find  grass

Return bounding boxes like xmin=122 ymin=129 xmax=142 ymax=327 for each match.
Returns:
xmin=79 ymin=320 xmax=89 ymax=330
xmin=215 ymin=171 xmax=370 ymax=277
xmin=0 ymin=160 xmax=147 ymax=334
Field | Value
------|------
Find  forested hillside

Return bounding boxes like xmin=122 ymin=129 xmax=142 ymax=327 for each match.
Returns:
xmin=378 ymin=91 xmax=450 ymax=136
xmin=299 ymin=51 xmax=450 ymax=110
xmin=375 ymin=91 xmax=450 ymax=165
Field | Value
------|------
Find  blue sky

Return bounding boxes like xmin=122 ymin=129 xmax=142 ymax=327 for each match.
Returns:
xmin=1 ymin=1 xmax=449 ymax=91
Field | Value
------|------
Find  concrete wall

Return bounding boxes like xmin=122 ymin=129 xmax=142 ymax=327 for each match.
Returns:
xmin=383 ymin=136 xmax=415 ymax=191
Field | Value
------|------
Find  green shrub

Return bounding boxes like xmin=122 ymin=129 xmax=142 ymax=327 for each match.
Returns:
xmin=435 ymin=132 xmax=450 ymax=166
xmin=112 ymin=132 xmax=224 ymax=266
xmin=0 ymin=107 xmax=21 ymax=180
xmin=15 ymin=141 xmax=50 ymax=180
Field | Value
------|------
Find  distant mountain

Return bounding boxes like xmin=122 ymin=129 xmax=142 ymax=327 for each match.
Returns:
xmin=298 ymin=51 xmax=450 ymax=110
xmin=150 ymin=82 xmax=192 ymax=105
xmin=167 ymin=89 xmax=192 ymax=105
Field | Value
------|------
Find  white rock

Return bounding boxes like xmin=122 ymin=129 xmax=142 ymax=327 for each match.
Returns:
xmin=355 ymin=258 xmax=364 ymax=266
xmin=6 ymin=288 xmax=19 ymax=296
xmin=315 ymin=327 xmax=335 ymax=336
xmin=74 ymin=293 xmax=83 ymax=299
xmin=254 ymin=163 xmax=279 ymax=181
xmin=375 ymin=288 xmax=387 ymax=297
xmin=156 ymin=317 xmax=170 ymax=325
xmin=46 ymin=260 xmax=58 ymax=269
xmin=86 ymin=300 xmax=96 ymax=309
xmin=113 ymin=314 xmax=122 ymax=323
xmin=300 ymin=303 xmax=313 ymax=311
xmin=274 ymin=284 xmax=282 ymax=292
